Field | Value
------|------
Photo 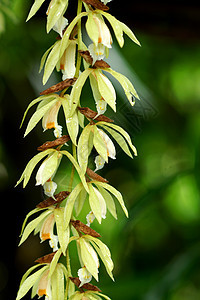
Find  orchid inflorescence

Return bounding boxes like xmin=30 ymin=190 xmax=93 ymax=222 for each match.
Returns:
xmin=16 ymin=0 xmax=140 ymax=299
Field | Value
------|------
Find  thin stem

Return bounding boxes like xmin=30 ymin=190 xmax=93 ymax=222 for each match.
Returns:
xmin=65 ymin=248 xmax=73 ymax=299
xmin=68 ymin=144 xmax=77 ymax=192
xmin=75 ymin=0 xmax=83 ymax=78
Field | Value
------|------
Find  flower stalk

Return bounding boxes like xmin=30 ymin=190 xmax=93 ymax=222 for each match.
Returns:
xmin=16 ymin=0 xmax=140 ymax=299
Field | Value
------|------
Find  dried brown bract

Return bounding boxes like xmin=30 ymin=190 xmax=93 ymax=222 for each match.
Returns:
xmin=35 ymin=251 xmax=58 ymax=264
xmin=69 ymin=277 xmax=102 ymax=292
xmin=79 ymin=51 xmax=110 ymax=69
xmin=37 ymin=135 xmax=70 ymax=151
xmin=86 ymin=167 xmax=109 ymax=183
xmin=71 ymin=220 xmax=101 ymax=237
xmin=40 ymin=78 xmax=77 ymax=95
xmin=36 ymin=191 xmax=70 ymax=208
xmin=78 ymin=107 xmax=113 ymax=123
xmin=93 ymin=59 xmax=110 ymax=69
xmin=79 ymin=50 xmax=93 ymax=65
xmin=82 ymin=0 xmax=109 ymax=11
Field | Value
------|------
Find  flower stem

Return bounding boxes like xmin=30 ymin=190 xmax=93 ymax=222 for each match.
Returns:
xmin=68 ymin=144 xmax=77 ymax=192
xmin=75 ymin=0 xmax=83 ymax=78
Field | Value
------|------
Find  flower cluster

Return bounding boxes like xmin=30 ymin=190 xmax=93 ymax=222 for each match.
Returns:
xmin=16 ymin=0 xmax=140 ymax=299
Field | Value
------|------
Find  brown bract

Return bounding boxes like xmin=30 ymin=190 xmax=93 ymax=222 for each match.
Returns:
xmin=71 ymin=220 xmax=101 ymax=237
xmin=79 ymin=50 xmax=93 ymax=65
xmin=37 ymin=135 xmax=70 ymax=151
xmin=36 ymin=191 xmax=70 ymax=208
xmin=40 ymin=78 xmax=77 ymax=95
xmin=78 ymin=107 xmax=113 ymax=123
xmin=69 ymin=277 xmax=102 ymax=292
xmin=93 ymin=59 xmax=110 ymax=69
xmin=35 ymin=251 xmax=58 ymax=264
xmin=79 ymin=51 xmax=110 ymax=69
xmin=86 ymin=167 xmax=108 ymax=183
xmin=82 ymin=0 xmax=109 ymax=11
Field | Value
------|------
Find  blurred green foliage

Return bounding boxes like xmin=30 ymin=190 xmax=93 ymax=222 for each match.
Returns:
xmin=0 ymin=1 xmax=200 ymax=299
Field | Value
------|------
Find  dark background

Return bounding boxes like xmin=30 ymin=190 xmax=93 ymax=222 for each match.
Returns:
xmin=0 ymin=0 xmax=200 ymax=299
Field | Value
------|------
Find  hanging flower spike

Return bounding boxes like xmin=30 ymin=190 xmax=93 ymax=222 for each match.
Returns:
xmin=60 ymin=40 xmax=77 ymax=80
xmin=40 ymin=213 xmax=59 ymax=252
xmin=78 ymin=266 xmax=92 ymax=287
xmin=86 ymin=12 xmax=112 ymax=49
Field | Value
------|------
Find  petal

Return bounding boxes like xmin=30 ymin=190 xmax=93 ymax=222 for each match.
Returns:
xmin=19 ymin=210 xmax=52 ymax=246
xmin=94 ymin=70 xmax=116 ymax=112
xmin=90 ymin=13 xmax=112 ymax=48
xmin=104 ymin=68 xmax=139 ymax=105
xmin=70 ymin=68 xmax=93 ymax=116
xmin=37 ymin=270 xmax=50 ymax=297
xmin=46 ymin=0 xmax=68 ymax=33
xmin=79 ymin=237 xmax=99 ymax=281
xmin=16 ymin=149 xmax=54 ymax=188
xmin=60 ymin=12 xmax=88 ymax=58
xmin=54 ymin=207 xmax=70 ymax=254
xmin=77 ymin=124 xmax=92 ymax=174
xmin=40 ymin=213 xmax=55 ymax=241
xmin=35 ymin=151 xmax=61 ymax=186
xmin=97 ymin=128 xmax=116 ymax=159
xmin=53 ymin=16 xmax=68 ymax=37
xmin=16 ymin=266 xmax=49 ymax=300
xmin=60 ymin=40 xmax=76 ymax=79
xmin=93 ymin=186 xmax=107 ymax=219
xmin=24 ymin=98 xmax=58 ymax=137
xmin=42 ymin=100 xmax=62 ymax=131
xmin=43 ymin=40 xmax=62 ymax=85
xmin=26 ymin=0 xmax=46 ymax=22
xmin=88 ymin=184 xmax=102 ymax=224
